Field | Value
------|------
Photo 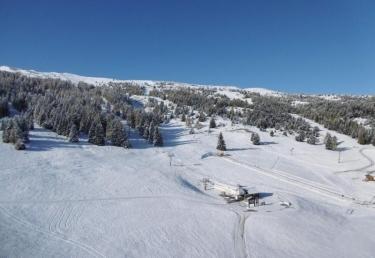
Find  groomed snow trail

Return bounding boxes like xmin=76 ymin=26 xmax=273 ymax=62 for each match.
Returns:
xmin=221 ymin=156 xmax=356 ymax=203
xmin=232 ymin=210 xmax=249 ymax=258
xmin=0 ymin=205 xmax=106 ymax=258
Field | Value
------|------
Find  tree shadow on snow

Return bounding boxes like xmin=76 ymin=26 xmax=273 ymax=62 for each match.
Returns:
xmin=163 ymin=124 xmax=199 ymax=147
xmin=28 ymin=138 xmax=86 ymax=151
xmin=226 ymin=147 xmax=258 ymax=152
xmin=259 ymin=192 xmax=273 ymax=198
xmin=27 ymin=127 xmax=89 ymax=152
xmin=261 ymin=141 xmax=277 ymax=145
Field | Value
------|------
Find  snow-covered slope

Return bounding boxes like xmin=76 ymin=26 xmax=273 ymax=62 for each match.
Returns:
xmin=1 ymin=117 xmax=375 ymax=257
xmin=0 ymin=65 xmax=282 ymax=97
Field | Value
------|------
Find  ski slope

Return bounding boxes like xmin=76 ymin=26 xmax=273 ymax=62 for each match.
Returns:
xmin=1 ymin=117 xmax=375 ymax=257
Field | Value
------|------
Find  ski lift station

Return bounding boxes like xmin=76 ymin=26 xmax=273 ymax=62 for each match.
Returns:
xmin=202 ymin=178 xmax=261 ymax=206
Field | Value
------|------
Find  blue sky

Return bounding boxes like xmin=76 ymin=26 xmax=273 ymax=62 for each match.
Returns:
xmin=0 ymin=0 xmax=374 ymax=94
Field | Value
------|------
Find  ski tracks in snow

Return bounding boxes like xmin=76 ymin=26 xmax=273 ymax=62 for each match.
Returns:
xmin=232 ymin=210 xmax=250 ymax=258
xmin=0 ymin=205 xmax=105 ymax=258
xmin=335 ymin=148 xmax=375 ymax=174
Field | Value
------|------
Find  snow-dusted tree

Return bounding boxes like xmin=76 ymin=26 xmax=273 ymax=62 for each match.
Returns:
xmin=88 ymin=119 xmax=105 ymax=146
xmin=209 ymin=117 xmax=216 ymax=129
xmin=307 ymin=135 xmax=318 ymax=145
xmin=217 ymin=132 xmax=226 ymax=151
xmin=181 ymin=113 xmax=186 ymax=122
xmin=325 ymin=133 xmax=337 ymax=150
xmin=251 ymin=132 xmax=260 ymax=145
xmin=2 ymin=122 xmax=11 ymax=143
xmin=26 ymin=112 xmax=34 ymax=130
xmin=324 ymin=133 xmax=331 ymax=145
xmin=110 ymin=119 xmax=129 ymax=147
xmin=357 ymin=127 xmax=367 ymax=145
xmin=68 ymin=124 xmax=79 ymax=143
xmin=143 ymin=122 xmax=149 ymax=139
xmin=153 ymin=127 xmax=163 ymax=147
xmin=2 ymin=118 xmax=27 ymax=148
xmin=198 ymin=111 xmax=206 ymax=122
xmin=295 ymin=131 xmax=306 ymax=142
xmin=148 ymin=122 xmax=155 ymax=144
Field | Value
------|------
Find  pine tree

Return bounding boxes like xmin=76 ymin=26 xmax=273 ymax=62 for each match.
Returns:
xmin=324 ymin=133 xmax=331 ymax=145
xmin=2 ymin=122 xmax=11 ymax=143
xmin=270 ymin=130 xmax=274 ymax=137
xmin=88 ymin=119 xmax=105 ymax=146
xmin=295 ymin=131 xmax=306 ymax=142
xmin=217 ymin=132 xmax=226 ymax=151
xmin=153 ymin=127 xmax=163 ymax=147
xmin=307 ymin=135 xmax=317 ymax=145
xmin=325 ymin=133 xmax=333 ymax=150
xmin=209 ymin=117 xmax=216 ymax=129
xmin=357 ymin=127 xmax=367 ymax=145
xmin=148 ymin=122 xmax=155 ymax=144
xmin=68 ymin=124 xmax=79 ymax=143
xmin=198 ymin=111 xmax=206 ymax=122
xmin=110 ymin=120 xmax=129 ymax=147
xmin=251 ymin=132 xmax=260 ymax=145
xmin=372 ymin=136 xmax=375 ymax=146
xmin=325 ymin=133 xmax=338 ymax=150
xmin=313 ymin=126 xmax=320 ymax=137
xmin=181 ymin=113 xmax=186 ymax=122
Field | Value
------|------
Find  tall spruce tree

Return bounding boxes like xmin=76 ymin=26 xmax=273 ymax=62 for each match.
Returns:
xmin=148 ymin=122 xmax=155 ymax=144
xmin=209 ymin=117 xmax=216 ymax=129
xmin=110 ymin=119 xmax=129 ymax=147
xmin=153 ymin=127 xmax=163 ymax=147
xmin=217 ymin=132 xmax=226 ymax=151
xmin=88 ymin=119 xmax=105 ymax=146
xmin=68 ymin=124 xmax=79 ymax=143
xmin=251 ymin=132 xmax=260 ymax=145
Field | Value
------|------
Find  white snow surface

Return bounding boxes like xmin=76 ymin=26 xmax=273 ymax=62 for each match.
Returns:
xmin=1 ymin=116 xmax=375 ymax=257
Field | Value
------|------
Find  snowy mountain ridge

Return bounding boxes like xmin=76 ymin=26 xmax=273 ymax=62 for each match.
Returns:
xmin=0 ymin=65 xmax=283 ymax=97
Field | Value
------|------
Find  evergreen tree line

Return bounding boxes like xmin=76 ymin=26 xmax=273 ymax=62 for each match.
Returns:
xmin=0 ymin=71 xmax=165 ymax=148
xmin=0 ymin=98 xmax=9 ymax=118
xmin=296 ymin=99 xmax=375 ymax=145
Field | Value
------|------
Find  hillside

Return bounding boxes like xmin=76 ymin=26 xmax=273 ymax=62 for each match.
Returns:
xmin=0 ymin=67 xmax=375 ymax=258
